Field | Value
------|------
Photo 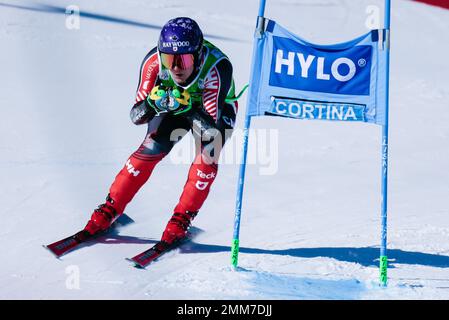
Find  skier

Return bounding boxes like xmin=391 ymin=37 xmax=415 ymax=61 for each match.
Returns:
xmin=82 ymin=17 xmax=238 ymax=245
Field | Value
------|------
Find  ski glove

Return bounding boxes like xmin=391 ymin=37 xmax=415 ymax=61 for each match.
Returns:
xmin=130 ymin=100 xmax=156 ymax=125
xmin=185 ymin=107 xmax=220 ymax=141
xmin=146 ymin=85 xmax=192 ymax=116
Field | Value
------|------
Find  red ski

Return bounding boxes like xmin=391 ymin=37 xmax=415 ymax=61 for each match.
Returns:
xmin=127 ymin=228 xmax=201 ymax=268
xmin=127 ymin=241 xmax=175 ymax=268
xmin=44 ymin=214 xmax=134 ymax=258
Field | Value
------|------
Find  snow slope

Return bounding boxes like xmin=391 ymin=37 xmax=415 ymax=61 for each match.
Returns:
xmin=1 ymin=0 xmax=449 ymax=299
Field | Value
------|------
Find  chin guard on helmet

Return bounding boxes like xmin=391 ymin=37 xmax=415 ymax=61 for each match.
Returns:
xmin=147 ymin=85 xmax=192 ymax=116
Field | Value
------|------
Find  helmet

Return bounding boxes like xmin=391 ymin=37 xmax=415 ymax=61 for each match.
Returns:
xmin=158 ymin=17 xmax=203 ymax=55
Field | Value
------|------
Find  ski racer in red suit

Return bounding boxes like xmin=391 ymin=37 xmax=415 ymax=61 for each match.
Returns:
xmin=83 ymin=17 xmax=238 ymax=245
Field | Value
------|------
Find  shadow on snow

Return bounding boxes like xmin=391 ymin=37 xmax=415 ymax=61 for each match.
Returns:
xmin=47 ymin=226 xmax=449 ymax=268
xmin=0 ymin=2 xmax=241 ymax=42
xmin=181 ymin=242 xmax=449 ymax=269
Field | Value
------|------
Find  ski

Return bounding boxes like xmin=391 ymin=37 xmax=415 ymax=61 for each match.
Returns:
xmin=44 ymin=214 xmax=134 ymax=258
xmin=127 ymin=228 xmax=201 ymax=268
xmin=126 ymin=240 xmax=177 ymax=268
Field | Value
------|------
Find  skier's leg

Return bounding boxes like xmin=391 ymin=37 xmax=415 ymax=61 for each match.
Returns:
xmin=161 ymin=111 xmax=235 ymax=243
xmin=173 ymin=153 xmax=219 ymax=214
xmin=84 ymin=114 xmax=190 ymax=234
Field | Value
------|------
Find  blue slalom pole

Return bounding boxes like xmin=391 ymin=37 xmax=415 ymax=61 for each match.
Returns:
xmin=231 ymin=0 xmax=267 ymax=268
xmin=380 ymin=0 xmax=391 ymax=287
xmin=258 ymin=0 xmax=267 ymax=16
xmin=231 ymin=115 xmax=252 ymax=268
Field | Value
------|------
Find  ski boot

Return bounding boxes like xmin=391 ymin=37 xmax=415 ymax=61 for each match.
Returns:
xmin=161 ymin=210 xmax=198 ymax=245
xmin=83 ymin=194 xmax=121 ymax=235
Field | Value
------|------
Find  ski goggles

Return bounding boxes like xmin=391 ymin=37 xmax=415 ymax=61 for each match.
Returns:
xmin=160 ymin=53 xmax=195 ymax=70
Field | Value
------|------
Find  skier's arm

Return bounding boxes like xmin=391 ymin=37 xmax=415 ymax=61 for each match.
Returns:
xmin=130 ymin=47 xmax=159 ymax=125
xmin=186 ymin=59 xmax=236 ymax=138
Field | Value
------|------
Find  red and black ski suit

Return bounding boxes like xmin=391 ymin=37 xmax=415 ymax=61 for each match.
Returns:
xmin=106 ymin=46 xmax=237 ymax=223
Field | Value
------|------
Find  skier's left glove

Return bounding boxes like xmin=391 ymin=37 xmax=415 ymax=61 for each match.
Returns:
xmin=185 ymin=107 xmax=220 ymax=141
xmin=146 ymin=85 xmax=192 ymax=116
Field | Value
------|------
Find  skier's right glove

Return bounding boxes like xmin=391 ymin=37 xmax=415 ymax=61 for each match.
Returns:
xmin=130 ymin=100 xmax=156 ymax=125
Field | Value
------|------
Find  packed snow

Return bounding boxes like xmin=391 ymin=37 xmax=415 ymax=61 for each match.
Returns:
xmin=1 ymin=0 xmax=449 ymax=299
